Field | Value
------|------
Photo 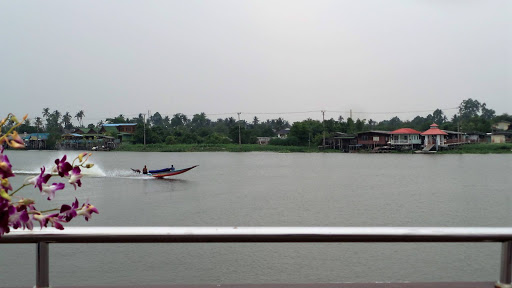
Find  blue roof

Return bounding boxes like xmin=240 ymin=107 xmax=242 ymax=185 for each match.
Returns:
xmin=102 ymin=123 xmax=137 ymax=127
xmin=22 ymin=133 xmax=50 ymax=140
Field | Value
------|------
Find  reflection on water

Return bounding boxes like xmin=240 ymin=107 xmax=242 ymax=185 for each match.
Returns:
xmin=1 ymin=150 xmax=512 ymax=286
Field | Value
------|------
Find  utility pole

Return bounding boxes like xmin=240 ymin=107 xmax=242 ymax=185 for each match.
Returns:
xmin=322 ymin=110 xmax=326 ymax=148
xmin=237 ymin=112 xmax=241 ymax=145
xmin=143 ymin=113 xmax=146 ymax=147
xmin=457 ymin=107 xmax=461 ymax=143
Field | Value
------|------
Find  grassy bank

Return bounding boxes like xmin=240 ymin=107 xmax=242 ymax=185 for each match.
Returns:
xmin=116 ymin=143 xmax=512 ymax=154
xmin=116 ymin=143 xmax=322 ymax=153
xmin=439 ymin=143 xmax=512 ymax=154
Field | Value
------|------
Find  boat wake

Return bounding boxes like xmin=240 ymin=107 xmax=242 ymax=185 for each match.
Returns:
xmin=13 ymin=167 xmax=153 ymax=180
xmin=102 ymin=169 xmax=154 ymax=179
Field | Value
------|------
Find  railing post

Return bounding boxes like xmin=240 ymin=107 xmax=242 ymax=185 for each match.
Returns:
xmin=36 ymin=242 xmax=50 ymax=288
xmin=497 ymin=241 xmax=512 ymax=288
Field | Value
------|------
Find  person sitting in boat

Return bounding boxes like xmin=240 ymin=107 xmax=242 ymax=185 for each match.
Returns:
xmin=142 ymin=165 xmax=148 ymax=174
xmin=170 ymin=165 xmax=175 ymax=171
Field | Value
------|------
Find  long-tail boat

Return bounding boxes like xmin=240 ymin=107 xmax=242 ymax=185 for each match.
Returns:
xmin=148 ymin=165 xmax=198 ymax=178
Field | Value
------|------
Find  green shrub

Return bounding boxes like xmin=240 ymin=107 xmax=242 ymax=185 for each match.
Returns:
xmin=269 ymin=136 xmax=299 ymax=146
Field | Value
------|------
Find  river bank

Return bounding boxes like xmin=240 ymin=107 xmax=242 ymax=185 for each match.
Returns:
xmin=115 ymin=143 xmax=512 ymax=154
xmin=438 ymin=143 xmax=512 ymax=154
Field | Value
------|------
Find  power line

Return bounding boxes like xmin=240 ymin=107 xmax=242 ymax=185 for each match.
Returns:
xmin=242 ymin=110 xmax=322 ymax=115
xmin=327 ymin=107 xmax=459 ymax=115
xmin=48 ymin=107 xmax=461 ymax=124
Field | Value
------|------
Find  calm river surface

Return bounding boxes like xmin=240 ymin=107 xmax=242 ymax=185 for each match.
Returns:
xmin=1 ymin=150 xmax=512 ymax=286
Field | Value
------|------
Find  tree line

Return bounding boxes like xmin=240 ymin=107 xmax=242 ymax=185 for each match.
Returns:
xmin=5 ymin=98 xmax=511 ymax=149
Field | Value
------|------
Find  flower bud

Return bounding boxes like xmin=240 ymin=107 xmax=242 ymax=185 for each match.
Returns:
xmin=78 ymin=152 xmax=88 ymax=162
xmin=0 ymin=188 xmax=11 ymax=201
xmin=9 ymin=140 xmax=25 ymax=149
xmin=18 ymin=198 xmax=35 ymax=205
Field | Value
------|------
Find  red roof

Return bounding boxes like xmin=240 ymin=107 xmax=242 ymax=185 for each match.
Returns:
xmin=421 ymin=123 xmax=448 ymax=135
xmin=421 ymin=128 xmax=448 ymax=135
xmin=391 ymin=128 xmax=422 ymax=134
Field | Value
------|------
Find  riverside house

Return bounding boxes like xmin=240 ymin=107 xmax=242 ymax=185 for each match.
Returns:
xmin=21 ymin=133 xmax=49 ymax=150
xmin=491 ymin=121 xmax=512 ymax=143
xmin=99 ymin=123 xmax=137 ymax=143
xmin=277 ymin=128 xmax=290 ymax=139
xmin=356 ymin=131 xmax=391 ymax=149
xmin=327 ymin=132 xmax=357 ymax=152
xmin=389 ymin=128 xmax=422 ymax=149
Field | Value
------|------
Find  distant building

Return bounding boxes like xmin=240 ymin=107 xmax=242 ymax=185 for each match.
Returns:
xmin=491 ymin=121 xmax=512 ymax=143
xmin=492 ymin=121 xmax=511 ymax=131
xmin=100 ymin=123 xmax=137 ymax=143
xmin=356 ymin=131 xmax=391 ymax=149
xmin=464 ymin=131 xmax=486 ymax=143
xmin=390 ymin=128 xmax=422 ymax=149
xmin=21 ymin=133 xmax=49 ymax=150
xmin=72 ymin=128 xmax=85 ymax=134
xmin=257 ymin=137 xmax=271 ymax=145
xmin=277 ymin=128 xmax=290 ymax=139
xmin=328 ymin=132 xmax=357 ymax=152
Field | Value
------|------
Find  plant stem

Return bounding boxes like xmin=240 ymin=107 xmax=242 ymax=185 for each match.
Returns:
xmin=10 ymin=183 xmax=30 ymax=196
xmin=38 ymin=208 xmax=60 ymax=213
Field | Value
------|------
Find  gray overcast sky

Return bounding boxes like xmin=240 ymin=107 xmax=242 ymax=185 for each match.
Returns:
xmin=1 ymin=0 xmax=510 ymax=125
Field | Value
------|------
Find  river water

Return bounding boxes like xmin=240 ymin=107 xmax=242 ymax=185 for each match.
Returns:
xmin=1 ymin=150 xmax=512 ymax=286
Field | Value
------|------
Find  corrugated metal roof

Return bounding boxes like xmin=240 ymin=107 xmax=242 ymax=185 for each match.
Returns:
xmin=103 ymin=123 xmax=136 ymax=127
xmin=356 ymin=130 xmax=391 ymax=135
xmin=62 ymin=133 xmax=84 ymax=137
xmin=22 ymin=133 xmax=49 ymax=140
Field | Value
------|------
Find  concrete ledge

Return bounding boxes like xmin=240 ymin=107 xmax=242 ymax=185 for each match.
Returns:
xmin=4 ymin=282 xmax=496 ymax=288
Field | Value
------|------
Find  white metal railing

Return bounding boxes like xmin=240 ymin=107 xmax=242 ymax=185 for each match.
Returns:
xmin=390 ymin=140 xmax=422 ymax=144
xmin=2 ymin=227 xmax=512 ymax=288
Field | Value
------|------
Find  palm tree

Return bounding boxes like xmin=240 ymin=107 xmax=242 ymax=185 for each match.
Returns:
xmin=62 ymin=112 xmax=73 ymax=129
xmin=53 ymin=110 xmax=61 ymax=123
xmin=42 ymin=108 xmax=50 ymax=119
xmin=34 ymin=117 xmax=43 ymax=132
xmin=75 ymin=110 xmax=85 ymax=127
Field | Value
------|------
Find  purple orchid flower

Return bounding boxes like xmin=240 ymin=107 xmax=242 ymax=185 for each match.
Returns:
xmin=26 ymin=167 xmax=51 ymax=192
xmin=60 ymin=198 xmax=79 ymax=222
xmin=41 ymin=182 xmax=65 ymax=200
xmin=33 ymin=213 xmax=64 ymax=230
xmin=77 ymin=200 xmax=99 ymax=221
xmin=0 ymin=147 xmax=14 ymax=179
xmin=9 ymin=209 xmax=31 ymax=230
xmin=54 ymin=155 xmax=73 ymax=177
xmin=68 ymin=167 xmax=82 ymax=190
